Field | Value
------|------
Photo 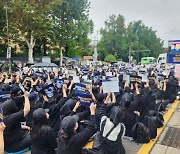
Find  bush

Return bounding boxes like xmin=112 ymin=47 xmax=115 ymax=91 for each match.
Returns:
xmin=104 ymin=54 xmax=116 ymax=62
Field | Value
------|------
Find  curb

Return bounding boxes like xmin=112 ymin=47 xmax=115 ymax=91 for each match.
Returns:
xmin=138 ymin=100 xmax=180 ymax=154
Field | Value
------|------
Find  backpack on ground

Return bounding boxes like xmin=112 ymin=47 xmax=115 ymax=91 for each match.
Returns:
xmin=142 ymin=116 xmax=158 ymax=139
xmin=132 ymin=122 xmax=151 ymax=143
xmin=148 ymin=110 xmax=164 ymax=128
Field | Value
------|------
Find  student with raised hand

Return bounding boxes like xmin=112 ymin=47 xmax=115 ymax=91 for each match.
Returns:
xmin=0 ymin=122 xmax=6 ymax=154
xmin=0 ymin=88 xmax=31 ymax=153
xmin=43 ymin=84 xmax=68 ymax=137
xmin=58 ymin=103 xmax=97 ymax=154
xmin=31 ymin=108 xmax=57 ymax=154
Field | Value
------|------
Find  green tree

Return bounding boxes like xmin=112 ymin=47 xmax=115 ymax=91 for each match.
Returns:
xmin=104 ymin=54 xmax=116 ymax=62
xmin=0 ymin=0 xmax=62 ymax=63
xmin=127 ymin=20 xmax=163 ymax=60
xmin=98 ymin=15 xmax=127 ymax=61
xmin=98 ymin=15 xmax=163 ymax=62
xmin=0 ymin=2 xmax=7 ymax=56
xmin=51 ymin=0 xmax=93 ymax=58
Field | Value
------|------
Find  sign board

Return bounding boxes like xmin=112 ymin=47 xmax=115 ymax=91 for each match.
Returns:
xmin=167 ymin=53 xmax=180 ymax=64
xmin=168 ymin=40 xmax=180 ymax=52
xmin=6 ymin=47 xmax=11 ymax=59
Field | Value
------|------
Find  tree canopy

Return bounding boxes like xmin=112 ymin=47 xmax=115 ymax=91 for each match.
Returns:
xmin=51 ymin=0 xmax=94 ymax=58
xmin=0 ymin=3 xmax=164 ymax=63
xmin=0 ymin=0 xmax=93 ymax=62
xmin=98 ymin=15 xmax=163 ymax=62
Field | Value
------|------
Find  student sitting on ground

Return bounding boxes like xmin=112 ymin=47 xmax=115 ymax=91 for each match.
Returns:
xmin=57 ymin=103 xmax=97 ymax=154
xmin=31 ymin=108 xmax=57 ymax=154
xmin=0 ymin=88 xmax=31 ymax=153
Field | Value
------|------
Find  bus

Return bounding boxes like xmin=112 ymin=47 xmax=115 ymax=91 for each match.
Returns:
xmin=141 ymin=57 xmax=156 ymax=64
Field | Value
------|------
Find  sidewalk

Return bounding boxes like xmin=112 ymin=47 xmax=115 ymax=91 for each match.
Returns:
xmin=150 ymin=103 xmax=180 ymax=154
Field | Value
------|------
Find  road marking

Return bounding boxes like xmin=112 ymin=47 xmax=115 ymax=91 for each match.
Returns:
xmin=84 ymin=141 xmax=93 ymax=149
xmin=138 ymin=100 xmax=180 ymax=154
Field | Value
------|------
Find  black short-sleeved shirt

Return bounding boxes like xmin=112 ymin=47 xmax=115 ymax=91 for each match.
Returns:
xmin=4 ymin=110 xmax=27 ymax=149
xmin=31 ymin=126 xmax=57 ymax=154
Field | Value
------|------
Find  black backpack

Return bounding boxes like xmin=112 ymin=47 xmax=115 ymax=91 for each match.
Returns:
xmin=148 ymin=110 xmax=164 ymax=128
xmin=132 ymin=122 xmax=151 ymax=143
xmin=142 ymin=116 xmax=158 ymax=139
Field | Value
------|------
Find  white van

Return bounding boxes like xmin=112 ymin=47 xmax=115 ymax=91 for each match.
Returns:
xmin=157 ymin=53 xmax=167 ymax=65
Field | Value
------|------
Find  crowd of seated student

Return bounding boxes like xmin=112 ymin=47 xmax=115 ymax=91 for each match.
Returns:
xmin=0 ymin=65 xmax=179 ymax=154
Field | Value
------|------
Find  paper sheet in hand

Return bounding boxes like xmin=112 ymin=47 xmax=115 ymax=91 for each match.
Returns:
xmin=23 ymin=67 xmax=29 ymax=71
xmin=65 ymin=69 xmax=68 ymax=74
xmin=16 ymin=71 xmax=22 ymax=76
xmin=106 ymin=72 xmax=112 ymax=77
xmin=82 ymin=75 xmax=88 ymax=80
xmin=111 ymin=77 xmax=119 ymax=81
xmin=162 ymin=70 xmax=169 ymax=76
xmin=69 ymin=70 xmax=76 ymax=76
xmin=73 ymin=76 xmax=80 ymax=83
xmin=102 ymin=80 xmax=119 ymax=93
xmin=139 ymin=74 xmax=148 ymax=82
xmin=123 ymin=74 xmax=130 ymax=83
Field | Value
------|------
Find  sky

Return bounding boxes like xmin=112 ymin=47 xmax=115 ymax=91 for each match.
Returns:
xmin=88 ymin=0 xmax=180 ymax=47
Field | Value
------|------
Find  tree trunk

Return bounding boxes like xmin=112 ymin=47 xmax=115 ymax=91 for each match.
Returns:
xmin=26 ymin=34 xmax=36 ymax=64
xmin=28 ymin=46 xmax=34 ymax=63
xmin=43 ymin=37 xmax=47 ymax=56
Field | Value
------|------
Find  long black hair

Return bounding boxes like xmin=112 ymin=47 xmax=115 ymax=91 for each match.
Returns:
xmin=59 ymin=128 xmax=73 ymax=144
xmin=31 ymin=114 xmax=48 ymax=140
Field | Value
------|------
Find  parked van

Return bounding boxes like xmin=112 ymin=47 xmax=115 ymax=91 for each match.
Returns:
xmin=157 ymin=53 xmax=167 ymax=65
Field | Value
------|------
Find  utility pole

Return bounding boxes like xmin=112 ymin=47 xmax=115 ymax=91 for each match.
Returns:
xmin=129 ymin=45 xmax=131 ymax=64
xmin=60 ymin=47 xmax=64 ymax=67
xmin=5 ymin=2 xmax=11 ymax=72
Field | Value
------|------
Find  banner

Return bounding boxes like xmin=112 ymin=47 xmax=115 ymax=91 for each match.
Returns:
xmin=75 ymin=83 xmax=86 ymax=94
xmin=76 ymin=92 xmax=92 ymax=107
xmin=0 ymin=91 xmax=11 ymax=103
xmin=148 ymin=75 xmax=156 ymax=81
